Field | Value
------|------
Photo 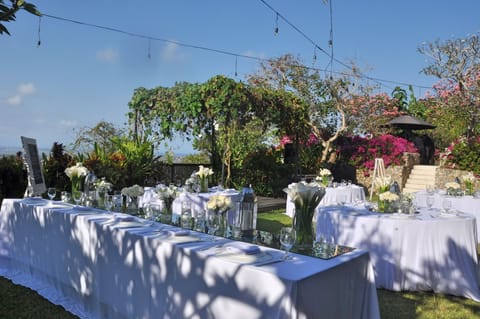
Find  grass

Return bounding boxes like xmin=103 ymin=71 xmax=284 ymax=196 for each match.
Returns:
xmin=1 ymin=210 xmax=479 ymax=318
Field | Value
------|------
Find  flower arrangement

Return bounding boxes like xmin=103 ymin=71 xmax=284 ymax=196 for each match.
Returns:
xmin=195 ymin=165 xmax=213 ymax=192
xmin=445 ymin=181 xmax=461 ymax=196
xmin=284 ymin=182 xmax=325 ymax=252
xmin=379 ymin=191 xmax=400 ymax=203
xmin=156 ymin=184 xmax=178 ymax=201
xmin=65 ymin=162 xmax=89 ymax=180
xmin=376 ymin=175 xmax=392 ymax=194
xmin=316 ymin=168 xmax=332 ymax=186
xmin=121 ymin=184 xmax=145 ymax=197
xmin=64 ymin=162 xmax=89 ymax=193
xmin=95 ymin=177 xmax=112 ymax=193
xmin=207 ymin=194 xmax=233 ymax=213
xmin=462 ymin=172 xmax=476 ymax=195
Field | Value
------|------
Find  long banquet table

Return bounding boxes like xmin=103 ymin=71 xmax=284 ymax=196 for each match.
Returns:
xmin=316 ymin=205 xmax=480 ymax=301
xmin=0 ymin=198 xmax=380 ymax=319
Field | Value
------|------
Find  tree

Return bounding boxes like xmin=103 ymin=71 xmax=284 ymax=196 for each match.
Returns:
xmin=72 ymin=121 xmax=125 ymax=154
xmin=418 ymin=33 xmax=480 ymax=139
xmin=0 ymin=0 xmax=40 ymax=35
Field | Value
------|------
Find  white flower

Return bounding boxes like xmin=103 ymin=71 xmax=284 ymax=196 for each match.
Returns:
xmin=95 ymin=178 xmax=112 ymax=192
xmin=377 ymin=175 xmax=392 ymax=189
xmin=64 ymin=162 xmax=89 ymax=179
xmin=195 ymin=165 xmax=213 ymax=179
xmin=445 ymin=182 xmax=461 ymax=190
xmin=156 ymin=184 xmax=178 ymax=200
xmin=121 ymin=184 xmax=145 ymax=197
xmin=379 ymin=191 xmax=399 ymax=202
xmin=401 ymin=192 xmax=414 ymax=202
xmin=462 ymin=172 xmax=475 ymax=183
xmin=318 ymin=168 xmax=332 ymax=177
xmin=283 ymin=181 xmax=325 ymax=212
xmin=207 ymin=194 xmax=233 ymax=212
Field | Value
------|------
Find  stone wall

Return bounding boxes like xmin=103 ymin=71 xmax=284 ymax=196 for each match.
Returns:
xmin=435 ymin=167 xmax=479 ymax=192
xmin=355 ymin=152 xmax=420 ymax=196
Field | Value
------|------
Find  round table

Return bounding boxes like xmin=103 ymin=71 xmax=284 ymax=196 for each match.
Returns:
xmin=316 ymin=205 xmax=480 ymax=300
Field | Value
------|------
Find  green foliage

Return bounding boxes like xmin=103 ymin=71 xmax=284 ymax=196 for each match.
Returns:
xmin=82 ymin=136 xmax=156 ymax=190
xmin=441 ymin=136 xmax=480 ymax=175
xmin=42 ymin=143 xmax=73 ymax=192
xmin=181 ymin=152 xmax=210 ymax=164
xmin=0 ymin=0 xmax=41 ymax=35
xmin=0 ymin=154 xmax=27 ymax=204
xmin=232 ymin=146 xmax=291 ymax=197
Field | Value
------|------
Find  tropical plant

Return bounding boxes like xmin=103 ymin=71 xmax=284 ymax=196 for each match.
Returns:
xmin=0 ymin=153 xmax=27 ymax=204
xmin=440 ymin=136 xmax=480 ymax=175
xmin=0 ymin=0 xmax=40 ymax=35
xmin=42 ymin=142 xmax=73 ymax=192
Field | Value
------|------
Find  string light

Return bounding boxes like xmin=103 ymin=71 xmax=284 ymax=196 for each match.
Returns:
xmin=147 ymin=38 xmax=151 ymax=59
xmin=235 ymin=56 xmax=238 ymax=77
xmin=39 ymin=13 xmax=431 ymax=91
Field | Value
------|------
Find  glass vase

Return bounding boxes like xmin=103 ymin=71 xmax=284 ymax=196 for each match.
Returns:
xmin=199 ymin=178 xmax=209 ymax=193
xmin=292 ymin=204 xmax=316 ymax=254
xmin=126 ymin=195 xmax=139 ymax=215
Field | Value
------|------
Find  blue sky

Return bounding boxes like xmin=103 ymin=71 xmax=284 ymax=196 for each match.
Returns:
xmin=1 ymin=0 xmax=479 ymax=154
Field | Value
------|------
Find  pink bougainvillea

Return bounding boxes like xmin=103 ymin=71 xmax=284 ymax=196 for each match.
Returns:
xmin=338 ymin=134 xmax=418 ymax=173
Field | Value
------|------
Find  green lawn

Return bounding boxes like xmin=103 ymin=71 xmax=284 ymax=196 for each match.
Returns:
xmin=0 ymin=210 xmax=479 ymax=318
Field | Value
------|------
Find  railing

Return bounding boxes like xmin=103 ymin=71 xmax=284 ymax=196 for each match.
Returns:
xmin=153 ymin=163 xmax=211 ymax=185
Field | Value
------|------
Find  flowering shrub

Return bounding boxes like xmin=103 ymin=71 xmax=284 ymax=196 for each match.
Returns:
xmin=338 ymin=134 xmax=418 ymax=174
xmin=440 ymin=136 xmax=480 ymax=176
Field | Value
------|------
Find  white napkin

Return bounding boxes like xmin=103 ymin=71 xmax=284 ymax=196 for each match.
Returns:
xmin=168 ymin=229 xmax=190 ymax=236
xmin=224 ymin=242 xmax=261 ymax=255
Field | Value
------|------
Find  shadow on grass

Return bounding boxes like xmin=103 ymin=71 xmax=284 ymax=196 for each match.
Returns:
xmin=378 ymin=289 xmax=480 ymax=319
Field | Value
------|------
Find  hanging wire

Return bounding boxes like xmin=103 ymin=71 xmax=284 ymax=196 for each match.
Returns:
xmin=328 ymin=0 xmax=334 ymax=76
xmin=274 ymin=13 xmax=279 ymax=35
xmin=235 ymin=56 xmax=238 ymax=77
xmin=37 ymin=16 xmax=42 ymax=47
xmin=312 ymin=46 xmax=317 ymax=65
xmin=40 ymin=12 xmax=431 ymax=91
xmin=147 ymin=38 xmax=151 ymax=59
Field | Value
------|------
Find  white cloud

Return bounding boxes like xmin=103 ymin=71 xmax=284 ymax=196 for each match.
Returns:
xmin=161 ymin=42 xmax=184 ymax=62
xmin=59 ymin=120 xmax=77 ymax=127
xmin=96 ymin=48 xmax=119 ymax=63
xmin=7 ymin=95 xmax=22 ymax=106
xmin=18 ymin=83 xmax=36 ymax=95
xmin=5 ymin=82 xmax=37 ymax=106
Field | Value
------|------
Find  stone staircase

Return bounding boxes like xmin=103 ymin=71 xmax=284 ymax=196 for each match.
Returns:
xmin=403 ymin=165 xmax=438 ymax=193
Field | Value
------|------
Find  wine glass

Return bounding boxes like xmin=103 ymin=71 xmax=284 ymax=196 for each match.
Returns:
xmin=279 ymin=227 xmax=296 ymax=260
xmin=426 ymin=195 xmax=434 ymax=211
xmin=104 ymin=194 xmax=113 ymax=211
xmin=47 ymin=187 xmax=56 ymax=200
xmin=442 ymin=198 xmax=452 ymax=214
xmin=426 ymin=184 xmax=434 ymax=195
xmin=61 ymin=191 xmax=71 ymax=203
xmin=72 ymin=190 xmax=84 ymax=206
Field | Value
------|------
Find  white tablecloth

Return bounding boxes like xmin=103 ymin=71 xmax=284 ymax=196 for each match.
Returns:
xmin=414 ymin=190 xmax=480 ymax=243
xmin=0 ymin=198 xmax=380 ymax=319
xmin=316 ymin=205 xmax=480 ymax=301
xmin=286 ymin=185 xmax=366 ymax=218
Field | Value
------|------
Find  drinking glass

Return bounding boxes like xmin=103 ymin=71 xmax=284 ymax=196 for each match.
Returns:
xmin=426 ymin=195 xmax=434 ymax=210
xmin=104 ymin=194 xmax=113 ymax=211
xmin=47 ymin=187 xmax=56 ymax=200
xmin=72 ymin=190 xmax=84 ymax=206
xmin=442 ymin=198 xmax=452 ymax=213
xmin=279 ymin=227 xmax=296 ymax=260
xmin=426 ymin=184 xmax=434 ymax=195
xmin=61 ymin=191 xmax=71 ymax=203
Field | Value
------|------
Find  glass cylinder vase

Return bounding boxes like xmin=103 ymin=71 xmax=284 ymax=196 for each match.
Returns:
xmin=292 ymin=204 xmax=316 ymax=254
xmin=199 ymin=177 xmax=209 ymax=193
